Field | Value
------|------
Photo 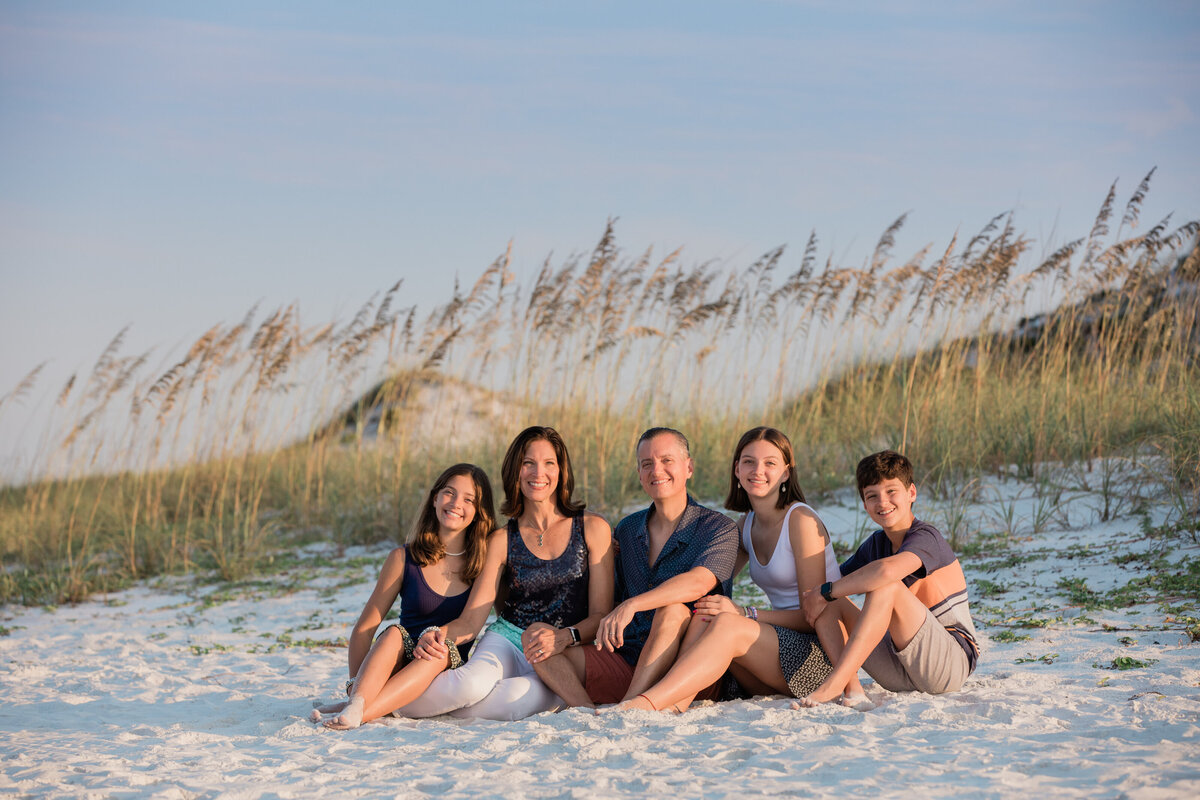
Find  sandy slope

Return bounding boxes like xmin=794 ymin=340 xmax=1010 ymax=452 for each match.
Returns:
xmin=2 ymin=476 xmax=1198 ymax=799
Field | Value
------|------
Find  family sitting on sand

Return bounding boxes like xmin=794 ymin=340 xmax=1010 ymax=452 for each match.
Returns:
xmin=309 ymin=425 xmax=978 ymax=728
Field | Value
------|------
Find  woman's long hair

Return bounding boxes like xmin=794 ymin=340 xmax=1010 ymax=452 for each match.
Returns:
xmin=724 ymin=426 xmax=807 ymax=512
xmin=499 ymin=426 xmax=585 ymax=519
xmin=407 ymin=463 xmax=496 ymax=582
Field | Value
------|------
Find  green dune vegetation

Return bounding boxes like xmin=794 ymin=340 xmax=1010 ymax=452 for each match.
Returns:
xmin=1 ymin=172 xmax=1197 ymax=605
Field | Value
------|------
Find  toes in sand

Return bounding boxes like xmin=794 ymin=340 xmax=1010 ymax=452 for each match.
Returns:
xmin=322 ymin=696 xmax=364 ymax=730
xmin=841 ymin=691 xmax=875 ymax=712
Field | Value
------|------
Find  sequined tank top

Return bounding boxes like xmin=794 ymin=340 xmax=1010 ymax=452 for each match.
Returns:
xmin=499 ymin=514 xmax=589 ymax=629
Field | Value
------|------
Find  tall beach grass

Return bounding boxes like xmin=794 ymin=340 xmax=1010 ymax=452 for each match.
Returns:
xmin=1 ymin=172 xmax=1196 ymax=604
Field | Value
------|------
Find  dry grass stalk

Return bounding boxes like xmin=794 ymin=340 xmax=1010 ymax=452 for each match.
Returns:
xmin=1 ymin=179 xmax=1196 ymax=605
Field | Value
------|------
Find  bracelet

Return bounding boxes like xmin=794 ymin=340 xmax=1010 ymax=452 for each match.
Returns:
xmin=743 ymin=605 xmax=758 ymax=621
xmin=345 ymin=678 xmax=356 ymax=696
xmin=820 ymin=582 xmax=835 ymax=602
xmin=418 ymin=626 xmax=442 ymax=642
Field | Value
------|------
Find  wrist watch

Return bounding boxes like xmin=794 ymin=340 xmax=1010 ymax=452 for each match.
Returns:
xmin=820 ymin=581 xmax=835 ymax=602
xmin=567 ymin=626 xmax=581 ymax=646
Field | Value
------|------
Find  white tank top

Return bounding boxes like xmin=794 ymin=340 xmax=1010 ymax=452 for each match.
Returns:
xmin=742 ymin=501 xmax=842 ymax=610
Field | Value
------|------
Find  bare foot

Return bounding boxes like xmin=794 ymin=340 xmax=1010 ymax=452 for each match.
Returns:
xmin=323 ymin=696 xmax=364 ymax=730
xmin=841 ymin=691 xmax=874 ymax=711
xmin=313 ymin=699 xmax=348 ymax=715
xmin=795 ymin=682 xmax=843 ymax=708
xmin=595 ymin=695 xmax=655 ymax=714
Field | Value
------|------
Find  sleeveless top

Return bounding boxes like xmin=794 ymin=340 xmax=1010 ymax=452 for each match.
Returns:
xmin=499 ymin=514 xmax=589 ymax=629
xmin=742 ymin=502 xmax=842 ymax=610
xmin=397 ymin=545 xmax=473 ymax=639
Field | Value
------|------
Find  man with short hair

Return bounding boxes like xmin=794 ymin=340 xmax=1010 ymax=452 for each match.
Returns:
xmin=529 ymin=427 xmax=740 ymax=709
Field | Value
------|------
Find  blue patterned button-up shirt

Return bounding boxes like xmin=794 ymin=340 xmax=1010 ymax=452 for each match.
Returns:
xmin=613 ymin=495 xmax=740 ymax=665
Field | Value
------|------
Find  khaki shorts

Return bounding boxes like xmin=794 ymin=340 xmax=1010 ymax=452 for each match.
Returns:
xmin=862 ymin=608 xmax=969 ymax=694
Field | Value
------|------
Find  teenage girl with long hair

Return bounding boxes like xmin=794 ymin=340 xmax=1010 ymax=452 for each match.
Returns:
xmin=311 ymin=463 xmax=496 ymax=729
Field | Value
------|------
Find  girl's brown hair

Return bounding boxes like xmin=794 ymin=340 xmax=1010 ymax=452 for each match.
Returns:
xmin=724 ymin=426 xmax=807 ymax=512
xmin=407 ymin=463 xmax=496 ymax=582
xmin=499 ymin=426 xmax=585 ymax=519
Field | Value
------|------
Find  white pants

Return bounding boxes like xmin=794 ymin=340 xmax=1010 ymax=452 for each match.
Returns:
xmin=397 ymin=630 xmax=563 ymax=721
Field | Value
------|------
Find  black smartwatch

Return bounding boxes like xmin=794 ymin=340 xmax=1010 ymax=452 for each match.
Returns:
xmin=820 ymin=582 xmax=835 ymax=602
xmin=567 ymin=626 xmax=581 ymax=646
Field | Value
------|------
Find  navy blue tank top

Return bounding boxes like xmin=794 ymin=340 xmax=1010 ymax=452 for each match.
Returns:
xmin=500 ymin=515 xmax=589 ymax=629
xmin=397 ymin=545 xmax=472 ymax=639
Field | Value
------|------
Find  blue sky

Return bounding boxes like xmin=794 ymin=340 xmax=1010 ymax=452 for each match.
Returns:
xmin=1 ymin=1 xmax=1198 ymax=463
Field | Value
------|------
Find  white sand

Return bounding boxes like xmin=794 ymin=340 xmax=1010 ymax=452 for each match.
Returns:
xmin=2 ymin=473 xmax=1198 ymax=799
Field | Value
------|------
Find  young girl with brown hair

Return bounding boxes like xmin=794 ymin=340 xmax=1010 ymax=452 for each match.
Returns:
xmin=311 ymin=463 xmax=495 ymax=729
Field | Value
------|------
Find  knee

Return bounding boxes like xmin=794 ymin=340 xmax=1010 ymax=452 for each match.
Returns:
xmin=864 ymin=580 xmax=907 ymax=603
xmin=453 ymin=670 xmax=500 ymax=706
xmin=529 ymin=653 xmax=557 ymax=680
xmin=376 ymin=625 xmax=406 ymax=652
xmin=650 ymin=603 xmax=691 ymax=632
xmin=708 ymin=611 xmax=756 ymax=644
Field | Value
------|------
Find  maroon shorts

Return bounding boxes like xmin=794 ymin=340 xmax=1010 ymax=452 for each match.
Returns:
xmin=583 ymin=647 xmax=635 ymax=704
xmin=694 ymin=676 xmax=723 ymax=703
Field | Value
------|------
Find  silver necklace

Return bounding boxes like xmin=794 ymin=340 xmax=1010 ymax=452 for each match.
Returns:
xmin=444 ymin=549 xmax=465 ymax=557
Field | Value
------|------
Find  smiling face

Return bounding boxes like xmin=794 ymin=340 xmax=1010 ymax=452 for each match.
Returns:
xmin=519 ymin=438 xmax=560 ymax=504
xmin=433 ymin=473 xmax=478 ymax=535
xmin=637 ymin=432 xmax=693 ymax=504
xmin=860 ymin=476 xmax=917 ymax=534
xmin=735 ymin=439 xmax=789 ymax=504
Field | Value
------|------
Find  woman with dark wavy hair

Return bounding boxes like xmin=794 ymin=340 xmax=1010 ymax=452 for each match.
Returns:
xmin=400 ymin=425 xmax=615 ymax=720
xmin=310 ymin=463 xmax=496 ymax=728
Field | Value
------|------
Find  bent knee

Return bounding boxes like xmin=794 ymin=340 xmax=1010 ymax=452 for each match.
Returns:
xmin=651 ymin=603 xmax=692 ymax=628
xmin=374 ymin=625 xmax=407 ymax=654
xmin=708 ymin=611 xmax=757 ymax=641
xmin=865 ymin=580 xmax=912 ymax=602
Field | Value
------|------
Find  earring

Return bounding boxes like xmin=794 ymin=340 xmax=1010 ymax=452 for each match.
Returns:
xmin=780 ymin=484 xmax=787 ymax=497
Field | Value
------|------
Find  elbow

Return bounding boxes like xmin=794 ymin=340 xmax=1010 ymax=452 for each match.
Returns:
xmin=691 ymin=573 xmax=719 ymax=601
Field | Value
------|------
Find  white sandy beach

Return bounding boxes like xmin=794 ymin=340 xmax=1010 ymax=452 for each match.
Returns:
xmin=2 ymin=471 xmax=1198 ymax=799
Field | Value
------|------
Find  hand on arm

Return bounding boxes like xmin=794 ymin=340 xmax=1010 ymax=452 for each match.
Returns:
xmin=694 ymin=594 xmax=806 ymax=629
xmin=692 ymin=593 xmax=741 ymax=619
xmin=801 ymin=550 xmax=923 ymax=625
